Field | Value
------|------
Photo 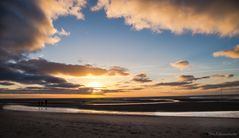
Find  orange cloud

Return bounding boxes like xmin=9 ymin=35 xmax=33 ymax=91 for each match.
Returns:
xmin=213 ymin=45 xmax=239 ymax=59
xmin=108 ymin=66 xmax=129 ymax=76
xmin=132 ymin=73 xmax=152 ymax=83
xmin=92 ymin=0 xmax=239 ymax=37
xmin=170 ymin=60 xmax=189 ymax=70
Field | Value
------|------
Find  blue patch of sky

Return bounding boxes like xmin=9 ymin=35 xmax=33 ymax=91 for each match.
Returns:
xmin=31 ymin=1 xmax=239 ymax=80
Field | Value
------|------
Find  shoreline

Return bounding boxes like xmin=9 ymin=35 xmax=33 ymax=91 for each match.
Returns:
xmin=1 ymin=97 xmax=239 ymax=112
xmin=3 ymin=104 xmax=239 ymax=119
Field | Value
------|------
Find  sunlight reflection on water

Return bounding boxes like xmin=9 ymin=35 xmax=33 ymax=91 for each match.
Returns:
xmin=3 ymin=105 xmax=239 ymax=118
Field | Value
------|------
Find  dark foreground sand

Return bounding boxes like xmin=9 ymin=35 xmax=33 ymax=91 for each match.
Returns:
xmin=0 ymin=110 xmax=238 ymax=138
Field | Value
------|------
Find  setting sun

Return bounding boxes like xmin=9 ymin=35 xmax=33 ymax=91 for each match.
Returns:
xmin=87 ymin=82 xmax=102 ymax=88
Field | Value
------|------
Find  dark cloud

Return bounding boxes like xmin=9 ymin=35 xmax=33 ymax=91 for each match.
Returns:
xmin=177 ymin=74 xmax=234 ymax=82
xmin=0 ymin=0 xmax=86 ymax=60
xmin=45 ymin=82 xmax=81 ymax=89
xmin=0 ymin=87 xmax=94 ymax=94
xmin=0 ymin=0 xmax=48 ymax=60
xmin=13 ymin=58 xmax=129 ymax=77
xmin=201 ymin=81 xmax=239 ymax=90
xmin=0 ymin=81 xmax=15 ymax=86
xmin=101 ymin=88 xmax=143 ymax=93
xmin=177 ymin=75 xmax=209 ymax=82
xmin=132 ymin=73 xmax=152 ymax=83
xmin=0 ymin=58 xmax=129 ymax=94
xmin=177 ymin=75 xmax=197 ymax=81
xmin=154 ymin=81 xmax=191 ymax=87
xmin=0 ymin=65 xmax=80 ymax=89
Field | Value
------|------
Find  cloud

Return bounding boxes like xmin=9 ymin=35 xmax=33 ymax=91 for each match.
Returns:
xmin=100 ymin=89 xmax=124 ymax=93
xmin=179 ymin=84 xmax=199 ymax=90
xmin=0 ymin=87 xmax=94 ymax=94
xmin=132 ymin=73 xmax=152 ymax=83
xmin=148 ymin=73 xmax=236 ymax=91
xmin=152 ymin=74 xmax=236 ymax=90
xmin=177 ymin=74 xmax=233 ymax=82
xmin=101 ymin=73 xmax=236 ymax=93
xmin=0 ymin=56 xmax=129 ymax=94
xmin=0 ymin=65 xmax=80 ymax=89
xmin=58 ymin=28 xmax=71 ymax=36
xmin=177 ymin=75 xmax=198 ymax=81
xmin=170 ymin=60 xmax=189 ymax=70
xmin=201 ymin=80 xmax=239 ymax=90
xmin=0 ymin=0 xmax=132 ymax=95
xmin=92 ymin=0 xmax=239 ymax=37
xmin=0 ymin=81 xmax=15 ymax=86
xmin=101 ymin=87 xmax=143 ymax=93
xmin=14 ymin=58 xmax=129 ymax=77
xmin=176 ymin=75 xmax=237 ymax=90
xmin=108 ymin=66 xmax=129 ymax=76
xmin=177 ymin=75 xmax=210 ymax=82
xmin=0 ymin=57 xmax=129 ymax=93
xmin=154 ymin=81 xmax=191 ymax=87
xmin=213 ymin=45 xmax=239 ymax=59
xmin=211 ymin=74 xmax=234 ymax=79
xmin=0 ymin=0 xmax=86 ymax=60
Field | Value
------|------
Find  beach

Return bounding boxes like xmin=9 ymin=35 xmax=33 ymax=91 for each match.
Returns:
xmin=0 ymin=109 xmax=238 ymax=138
xmin=0 ymin=97 xmax=239 ymax=138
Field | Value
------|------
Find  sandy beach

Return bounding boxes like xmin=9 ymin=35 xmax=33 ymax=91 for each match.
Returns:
xmin=0 ymin=109 xmax=238 ymax=138
xmin=0 ymin=97 xmax=239 ymax=138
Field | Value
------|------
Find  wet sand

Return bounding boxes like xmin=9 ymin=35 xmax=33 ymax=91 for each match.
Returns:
xmin=0 ymin=110 xmax=238 ymax=138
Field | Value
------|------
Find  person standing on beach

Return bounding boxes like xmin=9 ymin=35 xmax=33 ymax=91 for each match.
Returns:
xmin=44 ymin=99 xmax=48 ymax=107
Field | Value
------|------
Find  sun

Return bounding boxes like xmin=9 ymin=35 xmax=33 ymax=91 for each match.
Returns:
xmin=87 ymin=82 xmax=102 ymax=88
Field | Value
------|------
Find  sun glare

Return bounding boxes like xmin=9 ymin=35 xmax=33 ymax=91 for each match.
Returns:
xmin=87 ymin=82 xmax=102 ymax=88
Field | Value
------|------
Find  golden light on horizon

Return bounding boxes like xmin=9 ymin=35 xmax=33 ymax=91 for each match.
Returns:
xmin=86 ymin=82 xmax=103 ymax=89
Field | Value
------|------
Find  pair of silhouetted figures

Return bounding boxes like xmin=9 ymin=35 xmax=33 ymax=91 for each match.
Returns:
xmin=38 ymin=99 xmax=48 ymax=107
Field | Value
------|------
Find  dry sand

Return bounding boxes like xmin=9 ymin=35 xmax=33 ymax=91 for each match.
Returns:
xmin=0 ymin=110 xmax=238 ymax=138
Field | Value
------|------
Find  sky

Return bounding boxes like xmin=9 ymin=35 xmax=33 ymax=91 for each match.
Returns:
xmin=0 ymin=0 xmax=239 ymax=98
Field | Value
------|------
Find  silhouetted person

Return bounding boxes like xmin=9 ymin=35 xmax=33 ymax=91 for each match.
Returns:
xmin=44 ymin=99 xmax=48 ymax=106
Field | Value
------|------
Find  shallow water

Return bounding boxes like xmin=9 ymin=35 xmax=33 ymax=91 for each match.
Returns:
xmin=3 ymin=105 xmax=239 ymax=118
xmin=86 ymin=98 xmax=179 ymax=105
xmin=87 ymin=100 xmax=179 ymax=105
